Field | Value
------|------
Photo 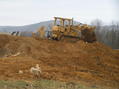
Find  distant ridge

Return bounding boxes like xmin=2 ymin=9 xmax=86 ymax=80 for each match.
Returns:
xmin=0 ymin=20 xmax=79 ymax=32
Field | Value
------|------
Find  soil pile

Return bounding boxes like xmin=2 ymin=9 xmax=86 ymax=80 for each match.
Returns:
xmin=0 ymin=34 xmax=119 ymax=88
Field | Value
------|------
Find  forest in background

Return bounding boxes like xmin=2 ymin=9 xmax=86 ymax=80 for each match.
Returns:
xmin=91 ymin=20 xmax=119 ymax=49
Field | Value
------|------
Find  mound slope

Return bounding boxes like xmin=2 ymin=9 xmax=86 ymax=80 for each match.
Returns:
xmin=0 ymin=34 xmax=119 ymax=88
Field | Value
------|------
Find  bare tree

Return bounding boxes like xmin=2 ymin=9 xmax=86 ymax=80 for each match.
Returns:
xmin=91 ymin=20 xmax=119 ymax=49
xmin=91 ymin=19 xmax=103 ymax=30
xmin=90 ymin=19 xmax=103 ymax=41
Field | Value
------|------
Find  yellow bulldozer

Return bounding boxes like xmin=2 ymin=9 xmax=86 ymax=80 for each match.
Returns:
xmin=51 ymin=17 xmax=96 ymax=42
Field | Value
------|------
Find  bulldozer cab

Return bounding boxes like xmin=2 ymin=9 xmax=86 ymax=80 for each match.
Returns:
xmin=52 ymin=17 xmax=77 ymax=40
xmin=52 ymin=17 xmax=74 ymax=40
xmin=54 ymin=17 xmax=73 ymax=27
xmin=53 ymin=17 xmax=74 ymax=33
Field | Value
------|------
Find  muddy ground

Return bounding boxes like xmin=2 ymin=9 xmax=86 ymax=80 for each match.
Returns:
xmin=0 ymin=34 xmax=119 ymax=89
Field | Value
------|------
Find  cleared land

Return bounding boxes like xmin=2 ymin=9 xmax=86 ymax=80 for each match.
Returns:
xmin=0 ymin=34 xmax=119 ymax=89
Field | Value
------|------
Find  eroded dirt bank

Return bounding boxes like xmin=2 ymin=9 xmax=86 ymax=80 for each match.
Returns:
xmin=0 ymin=34 xmax=119 ymax=88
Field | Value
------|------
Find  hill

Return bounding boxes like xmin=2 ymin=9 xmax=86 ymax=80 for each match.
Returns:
xmin=0 ymin=34 xmax=119 ymax=88
xmin=0 ymin=20 xmax=79 ymax=32
xmin=0 ymin=21 xmax=53 ymax=32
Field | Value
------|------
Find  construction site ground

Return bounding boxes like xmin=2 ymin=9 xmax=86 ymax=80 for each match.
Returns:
xmin=0 ymin=34 xmax=119 ymax=89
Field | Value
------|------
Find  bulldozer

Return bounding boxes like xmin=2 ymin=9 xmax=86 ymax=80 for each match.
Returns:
xmin=51 ymin=17 xmax=96 ymax=42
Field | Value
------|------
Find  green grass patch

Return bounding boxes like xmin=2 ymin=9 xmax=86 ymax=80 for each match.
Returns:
xmin=0 ymin=79 xmax=111 ymax=89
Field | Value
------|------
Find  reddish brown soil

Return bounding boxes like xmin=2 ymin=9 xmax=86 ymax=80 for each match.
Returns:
xmin=0 ymin=34 xmax=119 ymax=88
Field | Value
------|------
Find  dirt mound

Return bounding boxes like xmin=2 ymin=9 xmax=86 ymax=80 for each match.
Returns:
xmin=0 ymin=34 xmax=119 ymax=88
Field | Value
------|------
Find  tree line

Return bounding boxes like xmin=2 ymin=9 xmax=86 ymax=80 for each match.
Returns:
xmin=91 ymin=19 xmax=119 ymax=49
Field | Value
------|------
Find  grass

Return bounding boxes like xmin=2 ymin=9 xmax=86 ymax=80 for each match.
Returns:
xmin=0 ymin=80 xmax=28 ymax=88
xmin=0 ymin=79 xmax=113 ymax=89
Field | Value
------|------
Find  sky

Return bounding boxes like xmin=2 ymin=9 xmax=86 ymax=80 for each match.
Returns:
xmin=0 ymin=0 xmax=118 ymax=26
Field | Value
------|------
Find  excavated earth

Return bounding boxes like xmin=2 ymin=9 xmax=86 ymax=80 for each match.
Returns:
xmin=0 ymin=34 xmax=119 ymax=88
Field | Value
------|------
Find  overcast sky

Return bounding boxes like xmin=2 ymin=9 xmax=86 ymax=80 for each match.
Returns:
xmin=0 ymin=0 xmax=118 ymax=26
